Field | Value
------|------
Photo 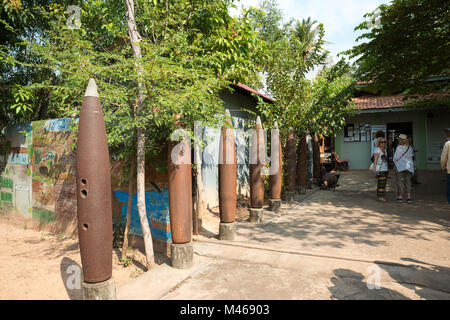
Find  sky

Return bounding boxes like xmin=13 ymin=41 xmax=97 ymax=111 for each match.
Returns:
xmin=231 ymin=0 xmax=391 ymax=80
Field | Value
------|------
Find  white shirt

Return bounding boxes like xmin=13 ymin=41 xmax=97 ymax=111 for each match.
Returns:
xmin=393 ymin=145 xmax=414 ymax=174
xmin=374 ymin=147 xmax=388 ymax=172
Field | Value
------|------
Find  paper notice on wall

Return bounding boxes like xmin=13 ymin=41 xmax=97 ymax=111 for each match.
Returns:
xmin=361 ymin=132 xmax=366 ymax=141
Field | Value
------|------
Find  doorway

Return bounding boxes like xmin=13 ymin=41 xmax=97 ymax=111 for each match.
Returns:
xmin=386 ymin=122 xmax=413 ymax=168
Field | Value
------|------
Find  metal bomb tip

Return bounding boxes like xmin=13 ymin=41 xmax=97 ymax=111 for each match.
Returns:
xmin=274 ymin=121 xmax=278 ymax=129
xmin=84 ymin=78 xmax=99 ymax=97
xmin=256 ymin=116 xmax=261 ymax=126
xmin=225 ymin=109 xmax=230 ymax=116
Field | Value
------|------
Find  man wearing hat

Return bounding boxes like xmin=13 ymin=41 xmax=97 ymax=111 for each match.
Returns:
xmin=393 ymin=133 xmax=415 ymax=202
xmin=441 ymin=128 xmax=450 ymax=204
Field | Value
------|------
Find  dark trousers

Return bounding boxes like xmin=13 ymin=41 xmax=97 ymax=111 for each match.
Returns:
xmin=447 ymin=174 xmax=450 ymax=204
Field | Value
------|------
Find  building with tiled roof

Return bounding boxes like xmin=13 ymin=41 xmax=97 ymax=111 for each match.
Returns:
xmin=335 ymin=92 xmax=450 ymax=170
xmin=353 ymin=92 xmax=450 ymax=111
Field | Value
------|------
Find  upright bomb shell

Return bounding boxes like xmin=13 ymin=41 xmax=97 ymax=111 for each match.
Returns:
xmin=250 ymin=116 xmax=265 ymax=208
xmin=269 ymin=121 xmax=282 ymax=199
xmin=168 ymin=138 xmax=192 ymax=244
xmin=76 ymin=79 xmax=113 ymax=283
xmin=218 ymin=110 xmax=237 ymax=223
xmin=286 ymin=129 xmax=297 ymax=192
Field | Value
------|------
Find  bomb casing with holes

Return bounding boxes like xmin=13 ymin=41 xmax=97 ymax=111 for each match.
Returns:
xmin=76 ymin=78 xmax=113 ymax=283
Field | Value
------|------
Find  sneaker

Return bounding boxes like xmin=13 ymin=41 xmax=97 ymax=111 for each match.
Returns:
xmin=378 ymin=197 xmax=388 ymax=202
xmin=407 ymin=198 xmax=412 ymax=203
xmin=397 ymin=197 xmax=403 ymax=203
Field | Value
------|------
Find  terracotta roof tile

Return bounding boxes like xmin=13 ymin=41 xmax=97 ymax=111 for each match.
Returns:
xmin=231 ymin=81 xmax=275 ymax=103
xmin=353 ymin=92 xmax=449 ymax=110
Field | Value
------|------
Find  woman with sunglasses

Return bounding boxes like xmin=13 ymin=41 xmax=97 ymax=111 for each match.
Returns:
xmin=371 ymin=137 xmax=389 ymax=202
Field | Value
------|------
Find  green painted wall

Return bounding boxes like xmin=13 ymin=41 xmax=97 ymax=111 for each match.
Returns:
xmin=336 ymin=110 xmax=429 ymax=170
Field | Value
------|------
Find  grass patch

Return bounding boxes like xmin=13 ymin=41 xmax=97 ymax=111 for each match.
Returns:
xmin=32 ymin=208 xmax=56 ymax=223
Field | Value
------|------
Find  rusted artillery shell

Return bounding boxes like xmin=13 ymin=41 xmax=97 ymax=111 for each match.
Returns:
xmin=313 ymin=135 xmax=321 ymax=179
xmin=168 ymin=139 xmax=192 ymax=244
xmin=285 ymin=129 xmax=297 ymax=192
xmin=250 ymin=117 xmax=265 ymax=208
xmin=218 ymin=113 xmax=236 ymax=223
xmin=269 ymin=122 xmax=282 ymax=199
xmin=76 ymin=79 xmax=112 ymax=283
xmin=296 ymin=133 xmax=308 ymax=187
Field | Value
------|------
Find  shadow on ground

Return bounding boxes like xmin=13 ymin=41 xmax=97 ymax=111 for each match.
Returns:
xmin=231 ymin=171 xmax=449 ymax=251
xmin=328 ymin=257 xmax=450 ymax=300
xmin=328 ymin=268 xmax=409 ymax=300
xmin=60 ymin=257 xmax=82 ymax=300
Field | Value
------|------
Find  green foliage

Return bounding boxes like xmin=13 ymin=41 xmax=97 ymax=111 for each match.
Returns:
xmin=248 ymin=3 xmax=355 ymax=141
xmin=345 ymin=0 xmax=449 ymax=95
xmin=120 ymin=257 xmax=133 ymax=268
xmin=58 ymin=232 xmax=67 ymax=240
xmin=1 ymin=0 xmax=267 ymax=165
xmin=308 ymin=60 xmax=357 ymax=136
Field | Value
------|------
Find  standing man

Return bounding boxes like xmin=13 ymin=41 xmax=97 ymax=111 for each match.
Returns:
xmin=441 ymin=128 xmax=450 ymax=204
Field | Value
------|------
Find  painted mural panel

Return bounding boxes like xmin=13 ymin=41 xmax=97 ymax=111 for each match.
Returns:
xmin=0 ymin=123 xmax=32 ymax=217
xmin=114 ymin=189 xmax=171 ymax=242
xmin=31 ymin=118 xmax=77 ymax=225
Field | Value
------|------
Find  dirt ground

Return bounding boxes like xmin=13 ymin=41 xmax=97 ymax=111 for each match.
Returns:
xmin=0 ymin=215 xmax=147 ymax=300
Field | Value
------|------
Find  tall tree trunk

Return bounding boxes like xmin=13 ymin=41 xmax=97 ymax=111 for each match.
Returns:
xmin=312 ymin=134 xmax=321 ymax=180
xmin=125 ymin=0 xmax=155 ymax=269
xmin=122 ymin=153 xmax=136 ymax=257
xmin=296 ymin=133 xmax=308 ymax=189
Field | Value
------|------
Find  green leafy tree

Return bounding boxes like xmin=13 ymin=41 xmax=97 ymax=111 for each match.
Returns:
xmin=1 ymin=1 xmax=268 ymax=260
xmin=346 ymin=0 xmax=449 ymax=95
xmin=249 ymin=5 xmax=355 ymax=186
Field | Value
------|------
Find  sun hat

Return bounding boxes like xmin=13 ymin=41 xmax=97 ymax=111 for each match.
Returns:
xmin=398 ymin=133 xmax=408 ymax=140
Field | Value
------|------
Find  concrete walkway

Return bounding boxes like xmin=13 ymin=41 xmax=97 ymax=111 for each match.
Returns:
xmin=118 ymin=171 xmax=450 ymax=300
